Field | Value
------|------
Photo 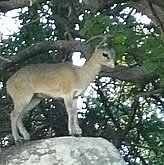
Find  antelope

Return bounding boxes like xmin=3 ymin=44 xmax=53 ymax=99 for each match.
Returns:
xmin=7 ymin=46 xmax=115 ymax=143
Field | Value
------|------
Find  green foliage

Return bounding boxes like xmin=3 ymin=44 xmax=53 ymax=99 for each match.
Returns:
xmin=0 ymin=1 xmax=164 ymax=165
xmin=141 ymin=36 xmax=164 ymax=84
xmin=80 ymin=15 xmax=113 ymax=37
xmin=81 ymin=78 xmax=164 ymax=164
xmin=140 ymin=117 xmax=164 ymax=164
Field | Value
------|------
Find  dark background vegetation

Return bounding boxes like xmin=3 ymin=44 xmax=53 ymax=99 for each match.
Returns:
xmin=0 ymin=0 xmax=164 ymax=164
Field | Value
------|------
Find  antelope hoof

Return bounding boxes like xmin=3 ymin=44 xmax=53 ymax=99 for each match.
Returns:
xmin=15 ymin=138 xmax=24 ymax=145
xmin=70 ymin=132 xmax=82 ymax=137
xmin=13 ymin=135 xmax=22 ymax=144
xmin=23 ymin=133 xmax=31 ymax=141
xmin=70 ymin=127 xmax=82 ymax=137
xmin=74 ymin=133 xmax=82 ymax=137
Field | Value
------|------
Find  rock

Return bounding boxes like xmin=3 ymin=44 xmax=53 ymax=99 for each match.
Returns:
xmin=0 ymin=137 xmax=126 ymax=165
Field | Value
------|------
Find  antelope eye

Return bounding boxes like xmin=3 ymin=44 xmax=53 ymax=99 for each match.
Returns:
xmin=102 ymin=53 xmax=108 ymax=57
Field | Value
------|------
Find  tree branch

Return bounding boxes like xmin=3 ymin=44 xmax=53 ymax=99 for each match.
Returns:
xmin=0 ymin=0 xmax=46 ymax=12
xmin=95 ymin=78 xmax=122 ymax=130
xmin=0 ymin=40 xmax=87 ymax=70
xmin=123 ymin=97 xmax=139 ymax=136
xmin=101 ymin=65 xmax=159 ymax=89
xmin=127 ymin=0 xmax=164 ymax=29
xmin=0 ymin=39 xmax=160 ymax=90
xmin=136 ymin=88 xmax=164 ymax=98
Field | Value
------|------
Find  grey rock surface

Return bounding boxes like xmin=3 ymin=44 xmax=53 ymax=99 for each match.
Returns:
xmin=0 ymin=137 xmax=126 ymax=165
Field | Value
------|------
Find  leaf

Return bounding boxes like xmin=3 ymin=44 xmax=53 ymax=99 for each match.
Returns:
xmin=80 ymin=15 xmax=113 ymax=37
xmin=113 ymin=44 xmax=126 ymax=60
xmin=112 ymin=32 xmax=125 ymax=44
xmin=142 ymin=61 xmax=158 ymax=73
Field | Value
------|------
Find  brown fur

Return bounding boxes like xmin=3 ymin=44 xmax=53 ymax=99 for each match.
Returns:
xmin=7 ymin=48 xmax=115 ymax=142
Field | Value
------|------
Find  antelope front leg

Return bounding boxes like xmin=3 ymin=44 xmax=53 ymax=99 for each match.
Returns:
xmin=72 ymin=98 xmax=82 ymax=136
xmin=65 ymin=97 xmax=82 ymax=136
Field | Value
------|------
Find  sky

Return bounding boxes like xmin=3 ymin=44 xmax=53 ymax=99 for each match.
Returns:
xmin=0 ymin=9 xmax=21 ymax=39
xmin=0 ymin=6 xmax=151 ymax=39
